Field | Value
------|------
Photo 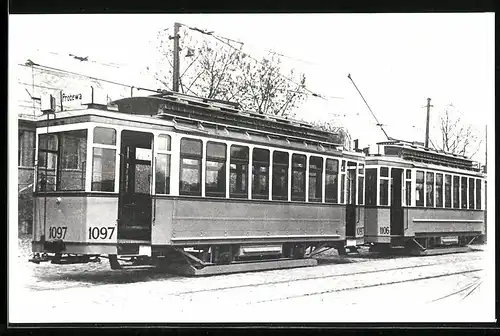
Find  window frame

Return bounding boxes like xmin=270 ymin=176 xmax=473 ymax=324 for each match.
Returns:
xmin=155 ymin=133 xmax=172 ymax=195
xmin=251 ymin=147 xmax=270 ymax=200
xmin=205 ymin=141 xmax=227 ymax=198
xmin=291 ymin=153 xmax=307 ymax=201
xmin=272 ymin=150 xmax=289 ymax=201
xmin=229 ymin=144 xmax=250 ymax=199
xmin=179 ymin=137 xmax=203 ymax=196
xmin=308 ymin=156 xmax=323 ymax=203
xmin=91 ymin=126 xmax=117 ymax=193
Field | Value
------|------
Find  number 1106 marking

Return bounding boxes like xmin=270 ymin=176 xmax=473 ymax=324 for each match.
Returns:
xmin=88 ymin=227 xmax=115 ymax=240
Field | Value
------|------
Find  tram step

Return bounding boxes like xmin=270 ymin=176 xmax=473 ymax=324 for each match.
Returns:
xmin=409 ymin=246 xmax=473 ymax=256
xmin=163 ymin=258 xmax=318 ymax=276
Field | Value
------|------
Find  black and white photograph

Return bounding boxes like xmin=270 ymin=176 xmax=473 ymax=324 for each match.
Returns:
xmin=8 ymin=13 xmax=495 ymax=325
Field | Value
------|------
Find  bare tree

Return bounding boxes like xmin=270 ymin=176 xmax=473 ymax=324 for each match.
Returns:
xmin=149 ymin=28 xmax=308 ymax=117
xmin=310 ymin=120 xmax=352 ymax=149
xmin=435 ymin=104 xmax=482 ymax=158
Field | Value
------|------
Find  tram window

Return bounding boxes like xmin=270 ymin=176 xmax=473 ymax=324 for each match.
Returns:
xmin=308 ymin=156 xmax=323 ymax=202
xmin=157 ymin=134 xmax=171 ymax=151
xmin=461 ymin=176 xmax=468 ymax=209
xmin=426 ymin=172 xmax=434 ymax=207
xmin=406 ymin=180 xmax=412 ymax=206
xmin=415 ymin=171 xmax=424 ymax=206
xmin=155 ymin=154 xmax=171 ymax=194
xmin=380 ymin=167 xmax=389 ymax=178
xmin=475 ymin=179 xmax=481 ymax=210
xmin=230 ymin=145 xmax=249 ymax=198
xmin=444 ymin=175 xmax=452 ymax=208
xmin=453 ymin=176 xmax=460 ymax=208
xmin=379 ymin=179 xmax=388 ymax=206
xmin=272 ymin=151 xmax=289 ymax=201
xmin=291 ymin=154 xmax=306 ymax=201
xmin=252 ymin=148 xmax=270 ymax=199
xmin=358 ymin=163 xmax=364 ymax=175
xmin=179 ymin=138 xmax=202 ymax=196
xmin=93 ymin=127 xmax=116 ymax=146
xmin=325 ymin=159 xmax=339 ymax=203
xmin=59 ymin=130 xmax=87 ymax=191
xmin=405 ymin=169 xmax=412 ymax=207
xmin=365 ymin=168 xmax=377 ymax=206
xmin=340 ymin=174 xmax=346 ymax=204
xmin=358 ymin=176 xmax=364 ymax=205
xmin=91 ymin=147 xmax=116 ymax=192
xmin=205 ymin=142 xmax=226 ymax=198
xmin=37 ymin=134 xmax=59 ymax=191
xmin=435 ymin=173 xmax=443 ymax=208
xmin=468 ymin=178 xmax=475 ymax=209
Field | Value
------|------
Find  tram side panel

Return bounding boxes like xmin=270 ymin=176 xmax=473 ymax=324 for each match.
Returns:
xmin=32 ymin=195 xmax=119 ymax=255
xmin=364 ymin=207 xmax=391 ymax=244
xmin=404 ymin=208 xmax=485 ymax=238
xmin=151 ymin=198 xmax=346 ymax=247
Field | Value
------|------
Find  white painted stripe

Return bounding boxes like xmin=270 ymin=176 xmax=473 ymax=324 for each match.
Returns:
xmin=412 ymin=218 xmax=484 ymax=223
xmin=171 ymin=234 xmax=341 ymax=241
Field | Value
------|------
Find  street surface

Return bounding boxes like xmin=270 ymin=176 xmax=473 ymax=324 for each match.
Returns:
xmin=10 ymin=237 xmax=494 ymax=324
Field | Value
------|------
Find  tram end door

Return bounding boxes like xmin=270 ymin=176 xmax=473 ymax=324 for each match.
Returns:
xmin=345 ymin=164 xmax=357 ymax=243
xmin=390 ymin=168 xmax=404 ymax=237
xmin=117 ymin=130 xmax=154 ymax=244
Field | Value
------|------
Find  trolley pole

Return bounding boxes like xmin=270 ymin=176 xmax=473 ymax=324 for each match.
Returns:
xmin=172 ymin=22 xmax=181 ymax=92
xmin=424 ymin=98 xmax=433 ymax=148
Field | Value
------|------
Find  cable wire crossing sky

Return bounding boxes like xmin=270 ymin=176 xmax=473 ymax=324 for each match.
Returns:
xmin=9 ymin=13 xmax=494 ymax=164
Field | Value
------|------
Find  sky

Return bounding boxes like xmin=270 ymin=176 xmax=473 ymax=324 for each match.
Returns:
xmin=9 ymin=13 xmax=495 ymax=164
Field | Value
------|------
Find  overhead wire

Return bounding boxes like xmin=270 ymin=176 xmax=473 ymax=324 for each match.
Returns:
xmin=179 ymin=23 xmax=341 ymax=102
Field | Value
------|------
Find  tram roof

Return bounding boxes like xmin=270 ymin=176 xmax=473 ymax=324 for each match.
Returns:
xmin=111 ymin=93 xmax=343 ymax=145
xmin=373 ymin=140 xmax=481 ymax=172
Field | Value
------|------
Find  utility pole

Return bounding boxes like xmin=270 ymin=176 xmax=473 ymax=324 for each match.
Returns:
xmin=172 ymin=22 xmax=181 ymax=92
xmin=424 ymin=97 xmax=433 ymax=148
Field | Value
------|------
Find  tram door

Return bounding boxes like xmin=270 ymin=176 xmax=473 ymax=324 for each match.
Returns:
xmin=118 ymin=130 xmax=154 ymax=242
xmin=390 ymin=168 xmax=404 ymax=236
xmin=345 ymin=164 xmax=357 ymax=237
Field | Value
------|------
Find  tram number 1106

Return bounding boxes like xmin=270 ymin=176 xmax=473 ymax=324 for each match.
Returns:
xmin=88 ymin=227 xmax=115 ymax=240
xmin=379 ymin=227 xmax=390 ymax=235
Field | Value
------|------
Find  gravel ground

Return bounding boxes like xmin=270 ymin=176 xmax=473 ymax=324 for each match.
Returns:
xmin=11 ymin=236 xmax=494 ymax=324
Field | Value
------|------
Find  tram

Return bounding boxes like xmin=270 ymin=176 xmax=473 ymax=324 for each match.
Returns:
xmin=29 ymin=89 xmax=365 ymax=274
xmin=363 ymin=140 xmax=486 ymax=254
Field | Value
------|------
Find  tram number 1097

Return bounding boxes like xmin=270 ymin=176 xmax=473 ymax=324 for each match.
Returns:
xmin=88 ymin=227 xmax=115 ymax=240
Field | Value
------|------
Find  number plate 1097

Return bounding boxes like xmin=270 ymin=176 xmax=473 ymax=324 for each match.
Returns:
xmin=88 ymin=227 xmax=115 ymax=240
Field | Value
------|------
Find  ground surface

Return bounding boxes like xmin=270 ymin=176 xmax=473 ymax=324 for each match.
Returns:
xmin=10 ymin=235 xmax=494 ymax=324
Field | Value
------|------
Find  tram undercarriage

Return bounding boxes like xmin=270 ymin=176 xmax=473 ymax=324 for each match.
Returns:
xmin=29 ymin=241 xmax=346 ymax=275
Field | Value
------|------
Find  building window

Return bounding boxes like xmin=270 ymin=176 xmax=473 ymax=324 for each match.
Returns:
xmin=230 ymin=145 xmax=249 ymax=198
xmin=291 ymin=154 xmax=306 ymax=201
xmin=308 ymin=156 xmax=323 ymax=203
xmin=19 ymin=130 xmax=35 ymax=167
xmin=252 ymin=148 xmax=270 ymax=199
xmin=155 ymin=134 xmax=171 ymax=195
xmin=435 ymin=173 xmax=443 ymax=207
xmin=379 ymin=167 xmax=389 ymax=206
xmin=205 ymin=142 xmax=226 ymax=198
xmin=468 ymin=178 xmax=475 ymax=209
xmin=444 ymin=175 xmax=452 ymax=208
xmin=179 ymin=138 xmax=202 ymax=196
xmin=415 ymin=170 xmax=424 ymax=206
xmin=325 ymin=159 xmax=339 ymax=203
xmin=461 ymin=176 xmax=468 ymax=209
xmin=272 ymin=151 xmax=289 ymax=200
xmin=453 ymin=176 xmax=460 ymax=208
xmin=426 ymin=172 xmax=434 ymax=207
xmin=365 ymin=168 xmax=377 ymax=206
xmin=475 ymin=179 xmax=482 ymax=210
